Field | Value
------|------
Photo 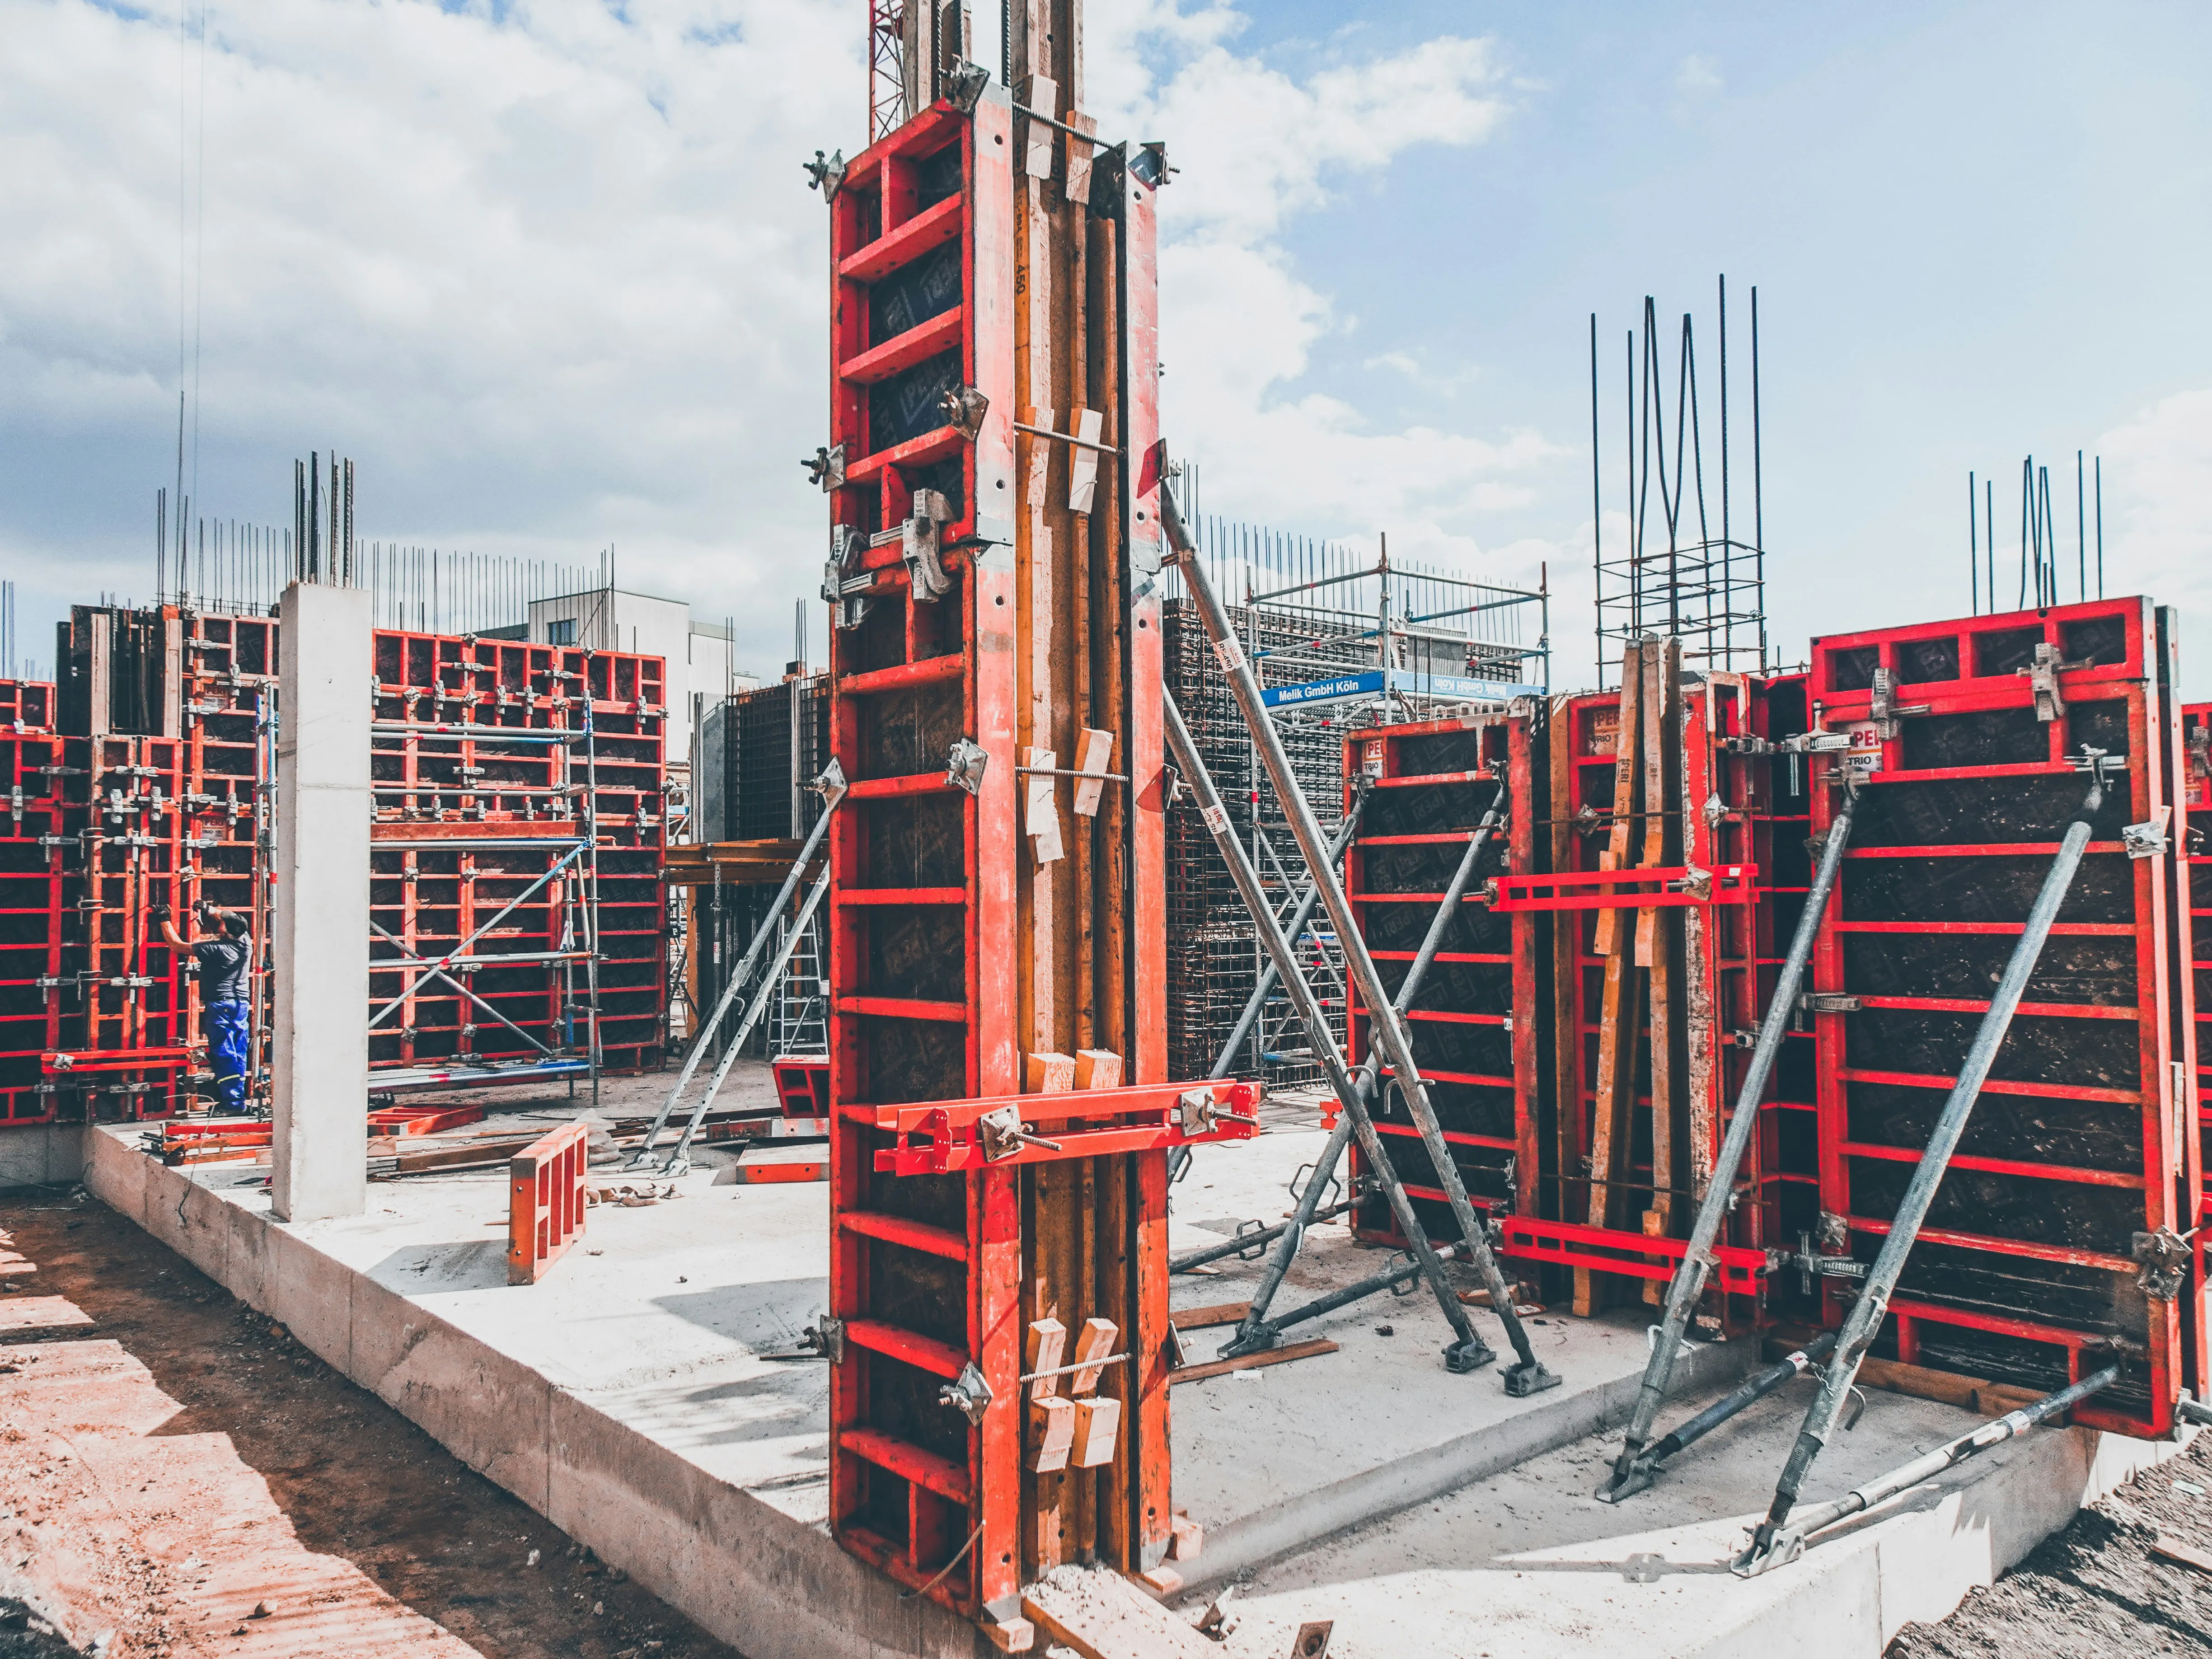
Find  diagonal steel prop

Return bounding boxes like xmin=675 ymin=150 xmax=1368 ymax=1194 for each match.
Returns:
xmin=1222 ymin=780 xmax=1509 ymax=1359
xmin=1164 ymin=690 xmax=1496 ymax=1373
xmin=1734 ymin=754 xmax=2118 ymax=1576
xmin=1166 ymin=793 xmax=1369 ymax=1191
xmin=1164 ymin=481 xmax=1557 ymax=1393
xmin=1600 ymin=777 xmax=1862 ymax=1500
xmin=1211 ymin=791 xmax=1369 ymax=1082
xmin=648 ymin=864 xmax=835 ymax=1174
xmin=627 ymin=761 xmax=846 ymax=1169
xmin=1744 ymin=1365 xmax=2118 ymax=1571
xmin=367 ymin=842 xmax=588 ymax=1032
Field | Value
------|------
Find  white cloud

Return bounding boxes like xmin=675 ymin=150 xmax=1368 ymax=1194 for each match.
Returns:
xmin=0 ymin=0 xmax=1555 ymax=675
xmin=2096 ymin=387 xmax=2212 ymax=694
xmin=1674 ymin=53 xmax=1722 ymax=100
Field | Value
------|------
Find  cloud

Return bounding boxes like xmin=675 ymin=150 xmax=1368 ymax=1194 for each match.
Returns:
xmin=1675 ymin=53 xmax=1722 ymax=100
xmin=2097 ymin=386 xmax=2212 ymax=692
xmin=0 ymin=0 xmax=1551 ymax=678
xmin=1083 ymin=11 xmax=1551 ymax=558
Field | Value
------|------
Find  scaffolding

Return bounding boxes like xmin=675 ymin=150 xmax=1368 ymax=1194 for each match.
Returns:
xmin=1592 ymin=280 xmax=1770 ymax=688
xmin=1161 ymin=513 xmax=1550 ymax=1088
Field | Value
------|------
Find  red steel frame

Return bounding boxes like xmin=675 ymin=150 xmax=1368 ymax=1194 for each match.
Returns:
xmin=824 ymin=84 xmax=1180 ymax=1628
xmin=1805 ymin=597 xmax=2199 ymax=1437
xmin=41 ymin=608 xmax=275 ymax=1122
xmin=1524 ymin=675 xmax=1805 ymax=1322
xmin=2186 ymin=701 xmax=2211 ymax=1229
xmin=0 ymin=680 xmax=61 ymax=1125
xmin=369 ymin=630 xmax=668 ymax=1075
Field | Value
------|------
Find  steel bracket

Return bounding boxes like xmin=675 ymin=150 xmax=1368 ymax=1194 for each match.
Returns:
xmin=945 ymin=737 xmax=989 ymax=795
xmin=939 ymin=384 xmax=990 ymax=440
xmin=939 ymin=1360 xmax=994 ymax=1426
xmin=802 ymin=147 xmax=847 ymax=201
xmin=903 ymin=488 xmax=954 ymax=602
xmin=2021 ymin=643 xmax=2092 ymax=722
xmin=2123 ymin=807 xmax=2172 ymax=860
xmin=1799 ymin=992 xmax=1861 ymax=1014
xmin=2132 ymin=1227 xmax=2189 ymax=1300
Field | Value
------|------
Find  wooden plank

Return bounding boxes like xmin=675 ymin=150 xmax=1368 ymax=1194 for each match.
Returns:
xmin=1580 ymin=642 xmax=1645 ymax=1317
xmin=1640 ymin=638 xmax=1680 ymax=1303
xmin=1548 ymin=693 xmax=1584 ymax=1306
xmin=1591 ymin=643 xmax=1645 ymax=959
xmin=1167 ymin=1338 xmax=1338 ymax=1386
xmin=1021 ymin=1565 xmax=1217 ymax=1659
xmin=2153 ymin=1536 xmax=2212 ymax=1575
xmin=1167 ymin=1301 xmax=1250 ymax=1331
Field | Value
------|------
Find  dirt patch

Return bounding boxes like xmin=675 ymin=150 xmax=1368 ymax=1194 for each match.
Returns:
xmin=0 ymin=1191 xmax=740 ymax=1659
xmin=1888 ymin=1431 xmax=2212 ymax=1656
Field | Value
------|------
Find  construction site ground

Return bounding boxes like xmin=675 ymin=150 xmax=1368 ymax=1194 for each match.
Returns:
xmin=0 ymin=1064 xmax=2182 ymax=1658
xmin=0 ymin=1186 xmax=737 ymax=1658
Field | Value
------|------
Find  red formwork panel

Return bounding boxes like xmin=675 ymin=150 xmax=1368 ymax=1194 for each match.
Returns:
xmin=2186 ymin=701 xmax=2211 ymax=1227
xmin=825 ymin=93 xmax=1024 ymax=1615
xmin=1339 ymin=711 xmax=1541 ymax=1252
xmin=41 ymin=607 xmax=276 ymax=1122
xmin=1516 ymin=674 xmax=1809 ymax=1326
xmin=1805 ymin=597 xmax=2199 ymax=1437
xmin=824 ymin=86 xmax=1178 ymax=1621
xmin=0 ymin=680 xmax=61 ymax=1125
xmin=369 ymin=629 xmax=668 ymax=1076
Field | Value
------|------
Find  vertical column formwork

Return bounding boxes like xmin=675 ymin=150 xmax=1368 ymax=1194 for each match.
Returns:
xmin=0 ymin=680 xmax=61 ymax=1125
xmin=1341 ymin=711 xmax=1542 ymax=1249
xmin=823 ymin=63 xmax=1173 ymax=1629
xmin=1805 ymin=598 xmax=2199 ymax=1437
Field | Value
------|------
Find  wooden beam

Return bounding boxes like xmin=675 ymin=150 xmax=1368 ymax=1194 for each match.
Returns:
xmin=1167 ymin=1338 xmax=1338 ymax=1386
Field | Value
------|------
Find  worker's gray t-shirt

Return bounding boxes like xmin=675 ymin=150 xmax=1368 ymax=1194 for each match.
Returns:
xmin=195 ymin=938 xmax=251 ymax=1005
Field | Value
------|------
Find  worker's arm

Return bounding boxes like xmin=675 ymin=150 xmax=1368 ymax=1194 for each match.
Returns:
xmin=155 ymin=904 xmax=190 ymax=951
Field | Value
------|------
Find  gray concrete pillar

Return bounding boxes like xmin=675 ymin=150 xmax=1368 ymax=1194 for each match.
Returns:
xmin=272 ymin=581 xmax=372 ymax=1222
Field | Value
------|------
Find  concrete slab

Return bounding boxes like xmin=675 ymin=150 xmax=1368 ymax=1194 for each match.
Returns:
xmin=0 ymin=1123 xmax=85 ymax=1192
xmin=70 ymin=1082 xmax=2186 ymax=1659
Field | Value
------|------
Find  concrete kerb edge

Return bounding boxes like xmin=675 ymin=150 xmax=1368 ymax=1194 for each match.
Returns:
xmin=1180 ymin=1332 xmax=1759 ymax=1592
xmin=79 ymin=1130 xmax=991 ymax=1659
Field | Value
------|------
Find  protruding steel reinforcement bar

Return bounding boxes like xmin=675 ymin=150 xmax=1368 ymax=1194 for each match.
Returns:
xmin=1163 ymin=478 xmax=1558 ymax=1394
xmin=1222 ymin=784 xmax=1509 ymax=1359
xmin=1742 ymin=1364 xmax=2119 ymax=1573
xmin=1164 ymin=689 xmax=1495 ymax=1372
xmin=1734 ymin=755 xmax=2116 ymax=1576
xmin=1601 ymin=777 xmax=1861 ymax=1500
xmin=627 ymin=760 xmax=845 ymax=1169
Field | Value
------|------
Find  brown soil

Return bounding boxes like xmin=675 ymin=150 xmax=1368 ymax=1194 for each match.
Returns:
xmin=1888 ymin=1431 xmax=2212 ymax=1656
xmin=0 ymin=1189 xmax=741 ymax=1659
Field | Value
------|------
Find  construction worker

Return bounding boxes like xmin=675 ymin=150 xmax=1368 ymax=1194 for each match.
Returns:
xmin=158 ymin=902 xmax=253 ymax=1115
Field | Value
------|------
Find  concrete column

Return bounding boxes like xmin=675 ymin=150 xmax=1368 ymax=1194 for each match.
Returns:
xmin=272 ymin=581 xmax=372 ymax=1222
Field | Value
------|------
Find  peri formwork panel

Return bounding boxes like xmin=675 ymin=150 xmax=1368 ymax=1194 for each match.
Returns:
xmin=1501 ymin=671 xmax=1807 ymax=1327
xmin=1341 ymin=710 xmax=1541 ymax=1257
xmin=369 ymin=628 xmax=669 ymax=1076
xmin=1805 ymin=596 xmax=2198 ymax=1438
xmin=824 ymin=80 xmax=1187 ymax=1632
xmin=0 ymin=680 xmax=61 ymax=1125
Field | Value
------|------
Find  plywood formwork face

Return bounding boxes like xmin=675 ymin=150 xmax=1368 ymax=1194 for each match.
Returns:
xmin=1341 ymin=712 xmax=1540 ymax=1248
xmin=1805 ymin=597 xmax=2201 ymax=1437
xmin=823 ymin=41 xmax=1178 ymax=1631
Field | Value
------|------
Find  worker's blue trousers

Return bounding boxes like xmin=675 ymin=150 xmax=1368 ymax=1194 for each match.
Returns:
xmin=205 ymin=1001 xmax=250 ymax=1113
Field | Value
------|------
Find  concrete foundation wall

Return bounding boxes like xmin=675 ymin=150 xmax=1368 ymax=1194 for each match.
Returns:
xmin=80 ymin=1131 xmax=988 ymax=1659
xmin=0 ymin=1125 xmax=85 ymax=1191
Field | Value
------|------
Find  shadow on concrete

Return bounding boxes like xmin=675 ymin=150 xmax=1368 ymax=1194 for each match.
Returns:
xmin=366 ymin=1239 xmax=510 ymax=1293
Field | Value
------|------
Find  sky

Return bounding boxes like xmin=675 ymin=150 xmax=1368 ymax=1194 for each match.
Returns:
xmin=2 ymin=0 xmax=2208 ymax=691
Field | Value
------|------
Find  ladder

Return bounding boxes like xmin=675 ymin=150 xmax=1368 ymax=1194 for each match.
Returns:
xmin=769 ymin=902 xmax=827 ymax=1059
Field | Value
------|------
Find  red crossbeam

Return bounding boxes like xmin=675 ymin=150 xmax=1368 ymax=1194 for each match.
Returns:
xmin=1486 ymin=863 xmax=1757 ymax=912
xmin=867 ymin=1079 xmax=1261 ymax=1176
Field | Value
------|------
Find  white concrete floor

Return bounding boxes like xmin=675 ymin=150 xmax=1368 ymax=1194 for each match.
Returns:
xmin=79 ymin=1068 xmax=2188 ymax=1659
